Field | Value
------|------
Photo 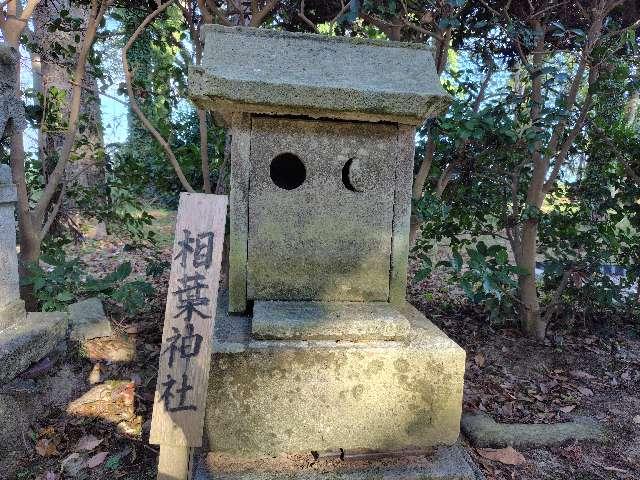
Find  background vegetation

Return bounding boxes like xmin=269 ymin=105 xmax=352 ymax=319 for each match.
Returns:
xmin=1 ymin=0 xmax=639 ymax=340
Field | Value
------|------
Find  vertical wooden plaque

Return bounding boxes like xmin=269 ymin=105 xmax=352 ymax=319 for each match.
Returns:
xmin=149 ymin=193 xmax=227 ymax=479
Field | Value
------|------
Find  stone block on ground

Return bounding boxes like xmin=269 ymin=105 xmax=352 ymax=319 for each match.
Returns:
xmin=461 ymin=412 xmax=605 ymax=448
xmin=68 ymin=297 xmax=112 ymax=341
xmin=194 ymin=445 xmax=481 ymax=480
xmin=206 ymin=292 xmax=465 ymax=456
xmin=0 ymin=311 xmax=67 ymax=385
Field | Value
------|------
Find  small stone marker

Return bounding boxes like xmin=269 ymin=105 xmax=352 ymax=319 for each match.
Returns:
xmin=149 ymin=193 xmax=227 ymax=480
xmin=68 ymin=297 xmax=112 ymax=341
xmin=0 ymin=164 xmax=26 ymax=330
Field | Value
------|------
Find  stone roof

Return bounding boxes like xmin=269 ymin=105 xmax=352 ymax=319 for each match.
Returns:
xmin=189 ymin=26 xmax=451 ymax=125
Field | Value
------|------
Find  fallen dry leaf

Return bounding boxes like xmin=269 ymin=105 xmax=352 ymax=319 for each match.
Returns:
xmin=559 ymin=405 xmax=576 ymax=413
xmin=87 ymin=451 xmax=109 ymax=468
xmin=602 ymin=465 xmax=628 ymax=473
xmin=75 ymin=434 xmax=103 ymax=452
xmin=477 ymin=446 xmax=525 ymax=465
xmin=577 ymin=386 xmax=593 ymax=396
xmin=474 ymin=353 xmax=486 ymax=368
xmin=61 ymin=453 xmax=85 ymax=476
xmin=35 ymin=438 xmax=59 ymax=457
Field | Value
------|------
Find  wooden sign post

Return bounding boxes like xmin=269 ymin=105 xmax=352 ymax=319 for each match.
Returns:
xmin=150 ymin=193 xmax=228 ymax=480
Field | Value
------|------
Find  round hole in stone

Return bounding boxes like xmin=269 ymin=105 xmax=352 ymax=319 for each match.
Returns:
xmin=270 ymin=153 xmax=306 ymax=190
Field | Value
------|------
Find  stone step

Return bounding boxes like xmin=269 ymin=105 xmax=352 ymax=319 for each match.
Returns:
xmin=0 ymin=312 xmax=68 ymax=385
xmin=194 ymin=445 xmax=481 ymax=480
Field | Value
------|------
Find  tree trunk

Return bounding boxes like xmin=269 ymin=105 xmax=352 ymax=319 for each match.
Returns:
xmin=33 ymin=1 xmax=105 ymax=193
xmin=626 ymin=91 xmax=639 ymax=127
xmin=517 ymin=219 xmax=545 ymax=339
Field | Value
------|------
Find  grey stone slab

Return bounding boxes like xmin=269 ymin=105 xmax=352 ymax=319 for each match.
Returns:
xmin=0 ymin=299 xmax=26 ymax=331
xmin=228 ymin=112 xmax=251 ymax=313
xmin=194 ymin=445 xmax=479 ymax=480
xmin=68 ymin=297 xmax=112 ymax=341
xmin=190 ymin=26 xmax=451 ymax=125
xmin=205 ymin=291 xmax=465 ymax=457
xmin=246 ymin=117 xmax=397 ymax=303
xmin=0 ymin=311 xmax=67 ymax=385
xmin=461 ymin=412 xmax=605 ymax=448
xmin=389 ymin=125 xmax=416 ymax=304
xmin=252 ymin=300 xmax=411 ymax=341
xmin=0 ymin=165 xmax=21 ymax=323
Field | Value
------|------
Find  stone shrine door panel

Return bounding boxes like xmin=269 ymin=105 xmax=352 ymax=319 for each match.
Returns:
xmin=247 ymin=116 xmax=398 ymax=302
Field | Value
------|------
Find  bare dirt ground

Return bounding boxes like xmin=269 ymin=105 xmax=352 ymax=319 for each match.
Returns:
xmin=12 ymin=210 xmax=640 ymax=480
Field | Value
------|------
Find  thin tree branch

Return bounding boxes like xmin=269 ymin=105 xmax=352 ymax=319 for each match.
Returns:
xmin=542 ymin=268 xmax=572 ymax=324
xmin=297 ymin=0 xmax=317 ymax=31
xmin=122 ymin=0 xmax=195 ymax=193
xmin=19 ymin=0 xmax=40 ymax=21
xmin=543 ymin=96 xmax=593 ymax=193
xmin=249 ymin=0 xmax=279 ymax=27
xmin=40 ymin=182 xmax=66 ymax=239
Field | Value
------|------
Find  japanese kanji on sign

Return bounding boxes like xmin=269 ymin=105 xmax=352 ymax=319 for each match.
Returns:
xmin=149 ymin=193 xmax=227 ymax=451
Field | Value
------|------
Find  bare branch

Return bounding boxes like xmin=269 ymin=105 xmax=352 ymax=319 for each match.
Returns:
xmin=19 ymin=0 xmax=40 ymax=21
xmin=297 ymin=0 xmax=317 ymax=32
xmin=249 ymin=0 xmax=279 ymax=27
xmin=543 ymin=96 xmax=592 ymax=193
xmin=402 ymin=19 xmax=444 ymax=42
xmin=121 ymin=0 xmax=195 ymax=193
xmin=40 ymin=182 xmax=66 ymax=239
xmin=542 ymin=268 xmax=572 ymax=324
xmin=205 ymin=0 xmax=232 ymax=25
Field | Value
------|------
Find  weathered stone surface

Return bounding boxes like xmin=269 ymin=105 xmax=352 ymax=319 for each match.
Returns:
xmin=228 ymin=112 xmax=251 ymax=313
xmin=0 ymin=362 xmax=85 ymax=476
xmin=247 ymin=117 xmax=398 ymax=303
xmin=68 ymin=297 xmax=112 ymax=341
xmin=190 ymin=26 xmax=450 ymax=125
xmin=461 ymin=412 xmax=605 ymax=448
xmin=205 ymin=292 xmax=465 ymax=456
xmin=194 ymin=445 xmax=481 ymax=480
xmin=0 ymin=311 xmax=67 ymax=385
xmin=389 ymin=125 xmax=415 ymax=304
xmin=0 ymin=164 xmax=22 ymax=328
xmin=252 ymin=300 xmax=410 ymax=341
xmin=0 ymin=299 xmax=26 ymax=331
xmin=0 ymin=44 xmax=27 ymax=138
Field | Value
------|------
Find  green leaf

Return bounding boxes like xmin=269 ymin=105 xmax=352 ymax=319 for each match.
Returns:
xmin=56 ymin=291 xmax=74 ymax=302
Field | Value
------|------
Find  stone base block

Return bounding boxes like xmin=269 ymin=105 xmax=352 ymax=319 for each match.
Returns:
xmin=252 ymin=301 xmax=411 ymax=341
xmin=0 ymin=311 xmax=68 ymax=384
xmin=206 ymin=293 xmax=465 ymax=457
xmin=194 ymin=445 xmax=481 ymax=480
xmin=0 ymin=299 xmax=26 ymax=331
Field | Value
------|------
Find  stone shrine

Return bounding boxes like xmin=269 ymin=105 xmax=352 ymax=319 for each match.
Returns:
xmin=190 ymin=26 xmax=469 ymax=475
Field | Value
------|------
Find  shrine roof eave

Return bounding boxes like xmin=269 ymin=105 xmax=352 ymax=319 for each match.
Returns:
xmin=188 ymin=25 xmax=451 ymax=126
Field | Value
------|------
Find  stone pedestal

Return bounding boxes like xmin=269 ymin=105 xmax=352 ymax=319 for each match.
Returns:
xmin=204 ymin=293 xmax=465 ymax=457
xmin=0 ymin=164 xmax=25 ymax=330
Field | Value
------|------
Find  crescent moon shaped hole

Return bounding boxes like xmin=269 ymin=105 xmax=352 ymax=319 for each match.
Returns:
xmin=342 ymin=158 xmax=363 ymax=192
